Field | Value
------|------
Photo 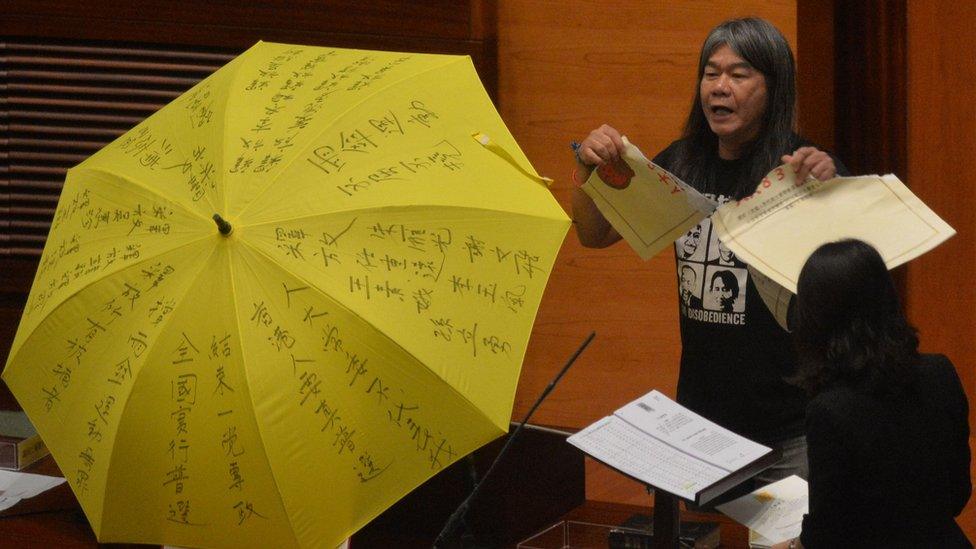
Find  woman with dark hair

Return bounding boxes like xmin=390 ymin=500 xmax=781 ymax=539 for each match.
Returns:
xmin=572 ymin=17 xmax=849 ymax=483
xmin=775 ymin=239 xmax=971 ymax=548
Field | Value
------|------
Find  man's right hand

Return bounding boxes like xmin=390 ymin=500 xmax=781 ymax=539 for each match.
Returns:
xmin=577 ymin=124 xmax=626 ymax=166
xmin=572 ymin=124 xmax=626 ymax=248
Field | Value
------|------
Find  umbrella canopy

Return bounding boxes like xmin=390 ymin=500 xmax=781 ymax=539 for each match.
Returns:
xmin=2 ymin=41 xmax=569 ymax=548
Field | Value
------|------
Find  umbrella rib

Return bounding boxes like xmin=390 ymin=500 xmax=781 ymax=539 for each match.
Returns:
xmin=99 ymin=240 xmax=218 ymax=518
xmin=70 ymin=165 xmax=213 ymax=225
xmin=235 ymin=236 xmax=502 ymax=432
xmin=235 ymin=234 xmax=431 ymax=373
xmin=11 ymin=238 xmax=220 ymax=533
xmin=5 ymin=232 xmax=217 ymax=373
xmin=223 ymin=239 xmax=305 ymax=549
xmin=239 ymin=202 xmax=571 ymax=232
xmin=220 ymin=45 xmax=247 ymax=219
xmin=232 ymin=54 xmax=469 ymax=221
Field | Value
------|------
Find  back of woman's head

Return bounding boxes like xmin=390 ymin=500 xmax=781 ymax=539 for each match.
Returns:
xmin=793 ymin=239 xmax=918 ymax=395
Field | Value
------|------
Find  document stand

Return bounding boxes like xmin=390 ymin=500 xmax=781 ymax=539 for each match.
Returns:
xmin=566 ymin=390 xmax=784 ymax=548
xmin=652 ymin=491 xmax=680 ymax=549
xmin=644 ymin=448 xmax=781 ymax=549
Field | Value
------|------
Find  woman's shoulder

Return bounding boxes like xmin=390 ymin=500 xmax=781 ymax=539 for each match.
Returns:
xmin=805 ymin=384 xmax=865 ymax=442
xmin=918 ymin=352 xmax=953 ymax=368
xmin=807 ymin=382 xmax=859 ymax=417
xmin=811 ymin=354 xmax=959 ymax=406
xmin=915 ymin=353 xmax=964 ymax=391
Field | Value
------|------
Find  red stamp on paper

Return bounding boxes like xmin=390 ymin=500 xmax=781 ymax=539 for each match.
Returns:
xmin=596 ymin=158 xmax=635 ymax=190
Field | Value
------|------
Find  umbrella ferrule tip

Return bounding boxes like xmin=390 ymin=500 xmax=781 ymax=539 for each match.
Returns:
xmin=212 ymin=214 xmax=233 ymax=236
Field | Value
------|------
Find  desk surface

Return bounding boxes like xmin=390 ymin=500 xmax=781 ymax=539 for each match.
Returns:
xmin=558 ymin=499 xmax=751 ymax=549
xmin=2 ymin=457 xmax=753 ymax=548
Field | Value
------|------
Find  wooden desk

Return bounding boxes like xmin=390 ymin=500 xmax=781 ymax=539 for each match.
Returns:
xmin=1 ymin=466 xmax=751 ymax=549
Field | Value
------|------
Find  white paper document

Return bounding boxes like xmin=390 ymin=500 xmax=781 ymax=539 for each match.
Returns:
xmin=711 ymin=165 xmax=955 ymax=293
xmin=568 ymin=390 xmax=772 ymax=501
xmin=748 ymin=265 xmax=793 ymax=331
xmin=716 ymin=474 xmax=808 ymax=545
xmin=581 ymin=139 xmax=717 ymax=260
xmin=0 ymin=469 xmax=66 ymax=512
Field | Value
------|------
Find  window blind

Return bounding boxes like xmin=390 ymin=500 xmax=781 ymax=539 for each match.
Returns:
xmin=0 ymin=38 xmax=237 ymax=257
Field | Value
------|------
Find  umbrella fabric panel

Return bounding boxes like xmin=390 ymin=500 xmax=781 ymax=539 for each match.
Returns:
xmin=221 ymin=42 xmax=472 ymax=220
xmin=8 ymin=169 xmax=213 ymax=362
xmin=98 ymin=242 xmax=297 ymax=548
xmin=226 ymin=45 xmax=566 ymax=224
xmin=2 ymin=238 xmax=219 ymax=535
xmin=239 ymin=206 xmax=568 ymax=431
xmin=74 ymin=48 xmax=248 ymax=221
xmin=230 ymin=241 xmax=503 ymax=548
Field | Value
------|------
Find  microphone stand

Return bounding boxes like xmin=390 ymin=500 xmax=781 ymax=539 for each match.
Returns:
xmin=433 ymin=331 xmax=596 ymax=548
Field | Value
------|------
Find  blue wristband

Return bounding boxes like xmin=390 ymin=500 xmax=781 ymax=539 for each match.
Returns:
xmin=571 ymin=141 xmax=586 ymax=166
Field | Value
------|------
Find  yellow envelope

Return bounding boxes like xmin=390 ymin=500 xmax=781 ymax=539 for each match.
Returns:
xmin=581 ymin=139 xmax=710 ymax=260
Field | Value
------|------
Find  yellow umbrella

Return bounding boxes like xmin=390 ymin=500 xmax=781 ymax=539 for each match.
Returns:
xmin=1 ymin=41 xmax=569 ymax=548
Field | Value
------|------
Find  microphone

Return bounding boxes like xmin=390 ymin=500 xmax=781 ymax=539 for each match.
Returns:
xmin=433 ymin=331 xmax=597 ymax=548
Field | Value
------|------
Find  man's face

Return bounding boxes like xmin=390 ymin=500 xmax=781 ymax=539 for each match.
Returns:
xmin=680 ymin=268 xmax=696 ymax=294
xmin=718 ymin=240 xmax=734 ymax=262
xmin=700 ymin=44 xmax=768 ymax=157
xmin=682 ymin=228 xmax=701 ymax=257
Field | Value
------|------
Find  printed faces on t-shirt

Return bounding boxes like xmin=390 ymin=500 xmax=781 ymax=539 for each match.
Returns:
xmin=676 ymin=194 xmax=747 ymax=325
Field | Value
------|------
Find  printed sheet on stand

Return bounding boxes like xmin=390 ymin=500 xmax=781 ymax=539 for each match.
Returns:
xmin=568 ymin=390 xmax=772 ymax=502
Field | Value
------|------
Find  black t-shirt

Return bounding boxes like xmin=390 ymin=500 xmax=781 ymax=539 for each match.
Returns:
xmin=654 ymin=136 xmax=847 ymax=442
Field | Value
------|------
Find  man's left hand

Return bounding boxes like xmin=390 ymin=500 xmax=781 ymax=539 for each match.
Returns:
xmin=781 ymin=147 xmax=836 ymax=182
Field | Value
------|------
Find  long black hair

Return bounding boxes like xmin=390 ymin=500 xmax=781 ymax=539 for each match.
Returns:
xmin=669 ymin=17 xmax=797 ymax=200
xmin=710 ymin=269 xmax=739 ymax=297
xmin=792 ymin=239 xmax=919 ymax=395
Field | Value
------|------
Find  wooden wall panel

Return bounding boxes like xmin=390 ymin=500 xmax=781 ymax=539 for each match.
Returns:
xmin=498 ymin=0 xmax=796 ymax=430
xmin=796 ymin=0 xmax=835 ymax=150
xmin=906 ymin=4 xmax=976 ymax=539
xmin=906 ymin=1 xmax=976 ymax=438
xmin=834 ymin=0 xmax=907 ymax=178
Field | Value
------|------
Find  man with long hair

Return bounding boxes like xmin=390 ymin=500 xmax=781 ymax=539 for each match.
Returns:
xmin=779 ymin=239 xmax=971 ymax=548
xmin=572 ymin=18 xmax=848 ymax=485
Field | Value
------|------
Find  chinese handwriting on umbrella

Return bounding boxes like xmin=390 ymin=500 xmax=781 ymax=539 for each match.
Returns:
xmin=3 ymin=41 xmax=569 ymax=548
